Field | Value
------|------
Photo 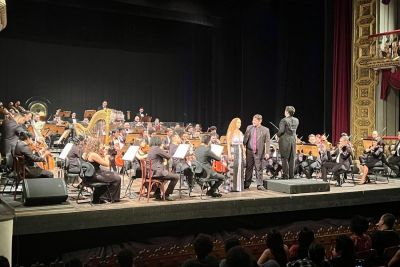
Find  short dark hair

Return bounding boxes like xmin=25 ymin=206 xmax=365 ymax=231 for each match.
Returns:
xmin=0 ymin=256 xmax=10 ymax=267
xmin=285 ymin=106 xmax=295 ymax=116
xmin=150 ymin=136 xmax=162 ymax=147
xmin=201 ymin=134 xmax=211 ymax=145
xmin=350 ymin=215 xmax=369 ymax=236
xmin=225 ymin=246 xmax=253 ymax=267
xmin=308 ymin=242 xmax=326 ymax=265
xmin=117 ymin=249 xmax=134 ymax=267
xmin=224 ymin=237 xmax=241 ymax=252
xmin=381 ymin=213 xmax=396 ymax=229
xmin=193 ymin=234 xmax=214 ymax=259
xmin=334 ymin=235 xmax=355 ymax=261
xmin=18 ymin=131 xmax=32 ymax=141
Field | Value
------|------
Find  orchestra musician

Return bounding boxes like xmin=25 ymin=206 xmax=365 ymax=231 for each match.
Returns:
xmin=359 ymin=138 xmax=385 ymax=184
xmin=82 ymin=137 xmax=121 ymax=203
xmin=244 ymin=114 xmax=270 ymax=190
xmin=0 ymin=113 xmax=25 ymax=159
xmin=66 ymin=112 xmax=78 ymax=124
xmin=66 ymin=135 xmax=85 ymax=174
xmin=194 ymin=134 xmax=225 ymax=197
xmin=162 ymin=128 xmax=174 ymax=150
xmin=277 ymin=106 xmax=299 ymax=180
xmin=147 ymin=136 xmax=179 ymax=201
xmin=14 ymin=101 xmax=27 ymax=113
xmin=210 ymin=133 xmax=221 ymax=145
xmin=122 ymin=122 xmax=132 ymax=135
xmin=8 ymin=102 xmax=19 ymax=115
xmin=14 ymin=131 xmax=54 ymax=178
xmin=136 ymin=107 xmax=145 ymax=119
xmin=0 ymin=102 xmax=12 ymax=119
xmin=320 ymin=135 xmax=353 ymax=185
xmin=142 ymin=130 xmax=151 ymax=145
xmin=387 ymin=131 xmax=400 ymax=177
xmin=133 ymin=116 xmax=143 ymax=127
xmin=98 ymin=100 xmax=108 ymax=111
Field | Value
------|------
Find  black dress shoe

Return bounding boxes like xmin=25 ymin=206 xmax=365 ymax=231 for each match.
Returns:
xmin=206 ymin=191 xmax=222 ymax=197
xmin=257 ymin=186 xmax=267 ymax=191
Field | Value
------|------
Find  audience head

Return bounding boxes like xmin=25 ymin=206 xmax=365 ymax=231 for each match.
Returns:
xmin=297 ymin=227 xmax=315 ymax=259
xmin=224 ymin=237 xmax=241 ymax=252
xmin=117 ymin=249 xmax=134 ymax=267
xmin=225 ymin=246 xmax=254 ymax=267
xmin=265 ymin=230 xmax=287 ymax=266
xmin=0 ymin=256 xmax=10 ymax=267
xmin=376 ymin=213 xmax=395 ymax=230
xmin=350 ymin=215 xmax=369 ymax=236
xmin=193 ymin=234 xmax=214 ymax=260
xmin=308 ymin=242 xmax=326 ymax=266
xmin=332 ymin=235 xmax=355 ymax=263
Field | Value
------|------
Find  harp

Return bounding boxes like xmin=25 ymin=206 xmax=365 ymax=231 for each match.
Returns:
xmin=74 ymin=109 xmax=124 ymax=144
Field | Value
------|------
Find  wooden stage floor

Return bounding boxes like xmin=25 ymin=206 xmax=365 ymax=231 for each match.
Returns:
xmin=2 ymin=174 xmax=400 ymax=236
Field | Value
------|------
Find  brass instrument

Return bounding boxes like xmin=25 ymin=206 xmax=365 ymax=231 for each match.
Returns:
xmin=0 ymin=0 xmax=6 ymax=31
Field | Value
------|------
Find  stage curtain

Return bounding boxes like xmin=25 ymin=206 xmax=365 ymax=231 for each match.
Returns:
xmin=332 ymin=0 xmax=352 ymax=144
xmin=381 ymin=69 xmax=400 ymax=100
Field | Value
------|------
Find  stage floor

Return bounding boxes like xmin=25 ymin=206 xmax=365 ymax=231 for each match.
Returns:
xmin=2 ymin=174 xmax=400 ymax=235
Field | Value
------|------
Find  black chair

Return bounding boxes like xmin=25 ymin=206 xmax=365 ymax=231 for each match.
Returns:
xmin=193 ymin=163 xmax=220 ymax=199
xmin=76 ymin=161 xmax=112 ymax=205
xmin=63 ymin=158 xmax=81 ymax=187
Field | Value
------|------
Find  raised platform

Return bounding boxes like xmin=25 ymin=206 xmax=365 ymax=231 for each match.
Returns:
xmin=2 ymin=175 xmax=400 ymax=236
xmin=266 ymin=178 xmax=330 ymax=194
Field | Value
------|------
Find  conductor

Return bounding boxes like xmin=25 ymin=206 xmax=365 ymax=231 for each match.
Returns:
xmin=277 ymin=106 xmax=299 ymax=179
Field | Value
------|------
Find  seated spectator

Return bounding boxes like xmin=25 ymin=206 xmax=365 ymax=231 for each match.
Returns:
xmin=371 ymin=213 xmax=399 ymax=264
xmin=182 ymin=234 xmax=219 ymax=267
xmin=288 ymin=227 xmax=315 ymax=261
xmin=225 ymin=246 xmax=256 ymax=267
xmin=117 ymin=249 xmax=135 ymax=267
xmin=220 ymin=237 xmax=241 ymax=267
xmin=350 ymin=215 xmax=372 ymax=252
xmin=330 ymin=235 xmax=355 ymax=267
xmin=0 ymin=256 xmax=10 ymax=267
xmin=288 ymin=242 xmax=330 ymax=267
xmin=257 ymin=230 xmax=289 ymax=267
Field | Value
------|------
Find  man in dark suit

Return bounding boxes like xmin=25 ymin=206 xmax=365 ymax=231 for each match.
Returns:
xmin=277 ymin=106 xmax=299 ymax=179
xmin=244 ymin=114 xmax=270 ymax=190
xmin=14 ymin=131 xmax=54 ymax=178
xmin=0 ymin=114 xmax=25 ymax=158
xmin=194 ymin=134 xmax=225 ymax=197
xmin=371 ymin=213 xmax=399 ymax=264
xmin=97 ymin=100 xmax=108 ymax=111
xmin=147 ymin=136 xmax=179 ymax=201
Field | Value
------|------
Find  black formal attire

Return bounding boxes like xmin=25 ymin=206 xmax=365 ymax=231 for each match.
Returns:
xmin=147 ymin=146 xmax=179 ymax=196
xmin=371 ymin=229 xmax=400 ymax=264
xmin=243 ymin=125 xmax=270 ymax=187
xmin=0 ymin=119 xmax=24 ymax=157
xmin=194 ymin=144 xmax=225 ymax=193
xmin=321 ymin=146 xmax=352 ymax=183
xmin=277 ymin=116 xmax=299 ymax=179
xmin=88 ymin=160 xmax=121 ymax=202
xmin=14 ymin=140 xmax=54 ymax=178
xmin=359 ymin=145 xmax=384 ymax=168
xmin=66 ymin=144 xmax=81 ymax=174
xmin=388 ymin=140 xmax=400 ymax=176
xmin=163 ymin=136 xmax=172 ymax=150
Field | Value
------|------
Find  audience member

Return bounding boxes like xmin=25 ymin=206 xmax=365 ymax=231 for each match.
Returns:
xmin=225 ymin=246 xmax=256 ymax=267
xmin=371 ymin=213 xmax=399 ymax=264
xmin=0 ymin=256 xmax=10 ymax=267
xmin=257 ymin=230 xmax=288 ymax=267
xmin=350 ymin=215 xmax=372 ymax=252
xmin=288 ymin=227 xmax=315 ymax=261
xmin=288 ymin=242 xmax=329 ymax=267
xmin=389 ymin=249 xmax=400 ymax=267
xmin=220 ymin=237 xmax=241 ymax=267
xmin=330 ymin=235 xmax=355 ymax=267
xmin=182 ymin=234 xmax=219 ymax=267
xmin=117 ymin=249 xmax=135 ymax=267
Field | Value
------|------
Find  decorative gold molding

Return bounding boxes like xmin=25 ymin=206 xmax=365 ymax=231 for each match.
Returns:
xmin=351 ymin=0 xmax=378 ymax=157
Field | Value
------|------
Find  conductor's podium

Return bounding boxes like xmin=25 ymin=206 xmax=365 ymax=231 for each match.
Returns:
xmin=265 ymin=178 xmax=330 ymax=194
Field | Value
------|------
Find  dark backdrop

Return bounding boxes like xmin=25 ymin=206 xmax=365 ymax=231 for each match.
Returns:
xmin=0 ymin=0 xmax=332 ymax=138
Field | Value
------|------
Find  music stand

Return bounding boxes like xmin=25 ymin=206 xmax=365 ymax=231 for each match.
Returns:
xmin=122 ymin=146 xmax=140 ymax=199
xmin=84 ymin=110 xmax=96 ymax=120
xmin=58 ymin=143 xmax=74 ymax=179
xmin=173 ymin=144 xmax=190 ymax=198
xmin=59 ymin=111 xmax=71 ymax=118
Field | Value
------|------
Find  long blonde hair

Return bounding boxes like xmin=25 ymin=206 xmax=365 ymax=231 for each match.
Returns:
xmin=83 ymin=137 xmax=102 ymax=158
xmin=226 ymin=118 xmax=241 ymax=145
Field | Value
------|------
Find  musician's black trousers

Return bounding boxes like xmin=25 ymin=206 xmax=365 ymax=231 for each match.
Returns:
xmin=281 ymin=149 xmax=295 ymax=179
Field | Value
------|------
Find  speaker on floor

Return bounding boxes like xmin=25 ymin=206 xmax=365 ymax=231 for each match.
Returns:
xmin=22 ymin=178 xmax=68 ymax=206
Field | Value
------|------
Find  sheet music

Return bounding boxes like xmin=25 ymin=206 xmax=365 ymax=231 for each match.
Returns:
xmin=59 ymin=143 xmax=73 ymax=160
xmin=173 ymin=144 xmax=190 ymax=159
xmin=211 ymin=144 xmax=224 ymax=157
xmin=122 ymin=146 xmax=140 ymax=161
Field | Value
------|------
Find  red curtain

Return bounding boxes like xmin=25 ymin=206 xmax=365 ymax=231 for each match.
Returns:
xmin=381 ymin=69 xmax=400 ymax=100
xmin=332 ymin=0 xmax=352 ymax=144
